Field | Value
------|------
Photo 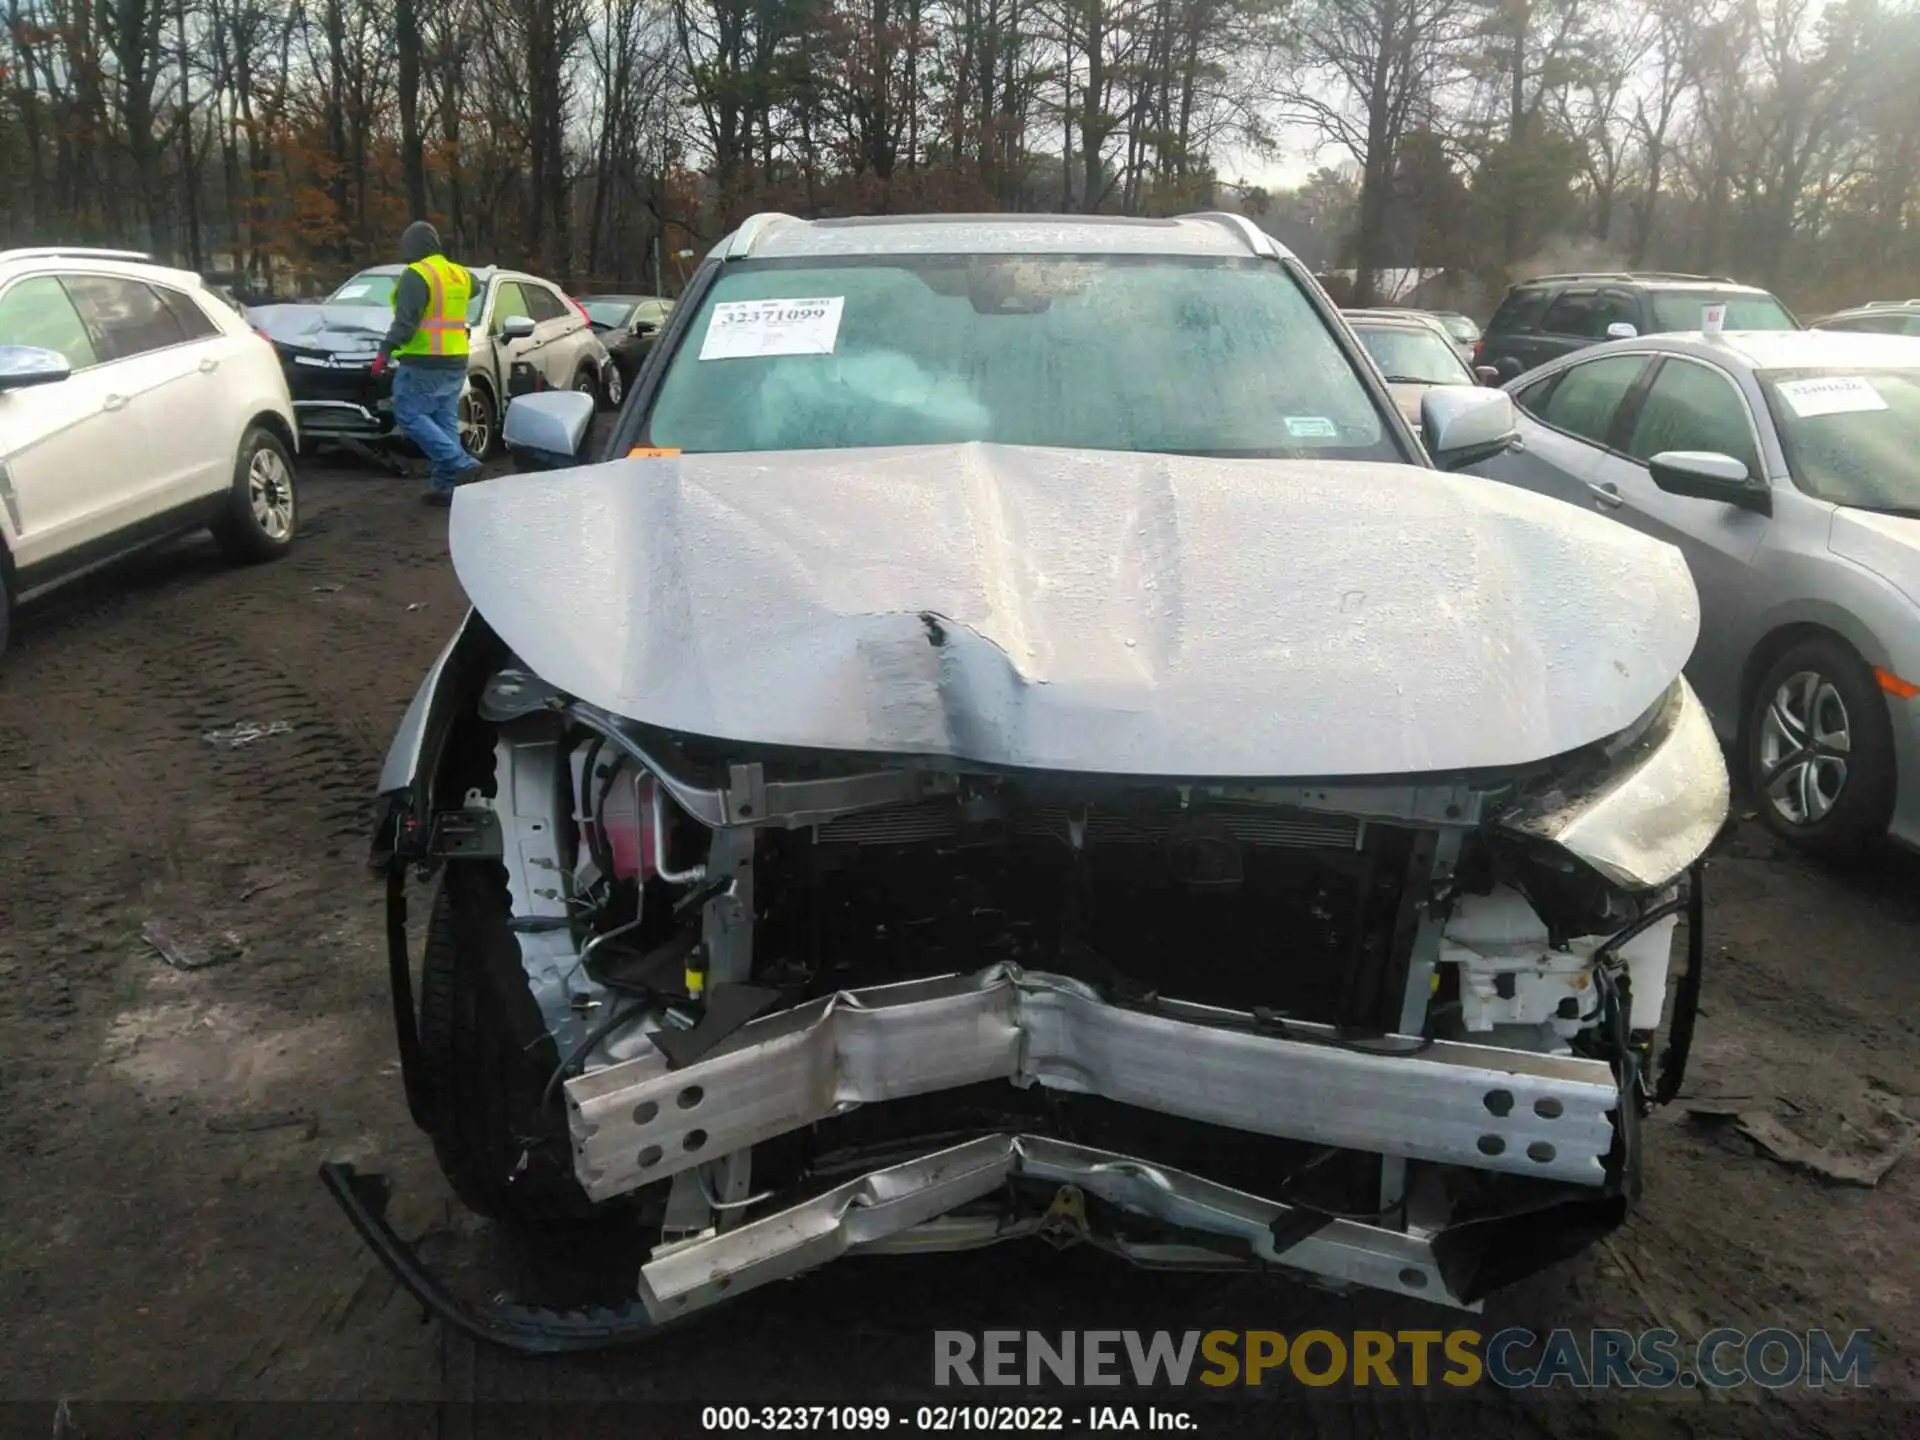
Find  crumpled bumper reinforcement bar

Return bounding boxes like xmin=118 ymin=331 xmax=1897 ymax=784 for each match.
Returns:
xmin=320 ymin=1130 xmax=1477 ymax=1355
xmin=569 ymin=964 xmax=1619 ymax=1202
xmin=638 ymin=1133 xmax=1473 ymax=1321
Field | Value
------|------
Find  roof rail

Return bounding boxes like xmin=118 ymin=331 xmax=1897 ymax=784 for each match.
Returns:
xmin=724 ymin=212 xmax=804 ymax=260
xmin=1862 ymin=298 xmax=1920 ymax=308
xmin=1177 ymin=211 xmax=1281 ymax=259
xmin=0 ymin=245 xmax=153 ymax=264
xmin=1520 ymin=269 xmax=1735 ymax=285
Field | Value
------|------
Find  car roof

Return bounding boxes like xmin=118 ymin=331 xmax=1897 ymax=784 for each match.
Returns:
xmin=1818 ymin=299 xmax=1920 ymax=319
xmin=0 ymin=247 xmax=207 ymax=291
xmin=351 ymin=262 xmax=501 ymax=281
xmin=1510 ymin=275 xmax=1775 ymax=298
xmin=578 ymin=293 xmax=664 ymax=303
xmin=1547 ymin=329 xmax=1920 ymax=372
xmin=714 ymin=211 xmax=1292 ymax=262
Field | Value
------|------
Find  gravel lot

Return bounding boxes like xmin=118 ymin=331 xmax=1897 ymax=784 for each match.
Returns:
xmin=1 ymin=450 xmax=1917 ymax=1437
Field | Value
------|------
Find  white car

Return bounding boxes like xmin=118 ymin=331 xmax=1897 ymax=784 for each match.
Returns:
xmin=0 ymin=246 xmax=301 ymax=653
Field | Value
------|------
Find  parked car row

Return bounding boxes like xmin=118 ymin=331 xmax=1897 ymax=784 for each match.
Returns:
xmin=249 ymin=263 xmax=626 ymax=464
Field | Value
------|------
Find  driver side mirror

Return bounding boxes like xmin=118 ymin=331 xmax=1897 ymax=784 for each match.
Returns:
xmin=499 ymin=314 xmax=536 ymax=342
xmin=1647 ymin=451 xmax=1772 ymax=515
xmin=1475 ymin=365 xmax=1501 ymax=385
xmin=1605 ymin=321 xmax=1640 ymax=340
xmin=1421 ymin=386 xmax=1518 ymax=470
xmin=0 ymin=345 xmax=72 ymax=392
xmin=634 ymin=319 xmax=659 ymax=337
xmin=502 ymin=389 xmax=595 ymax=471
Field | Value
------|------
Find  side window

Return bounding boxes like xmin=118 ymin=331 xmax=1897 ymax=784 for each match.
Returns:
xmin=1540 ymin=290 xmax=1600 ymax=336
xmin=1537 ymin=355 xmax=1650 ymax=445
xmin=1486 ymin=287 xmax=1549 ymax=335
xmin=61 ymin=275 xmax=187 ymax=361
xmin=1625 ymin=359 xmax=1762 ymax=476
xmin=0 ymin=275 xmax=100 ymax=368
xmin=1513 ymin=373 xmax=1561 ymax=418
xmin=523 ymin=284 xmax=565 ymax=323
xmin=156 ymin=286 xmax=219 ymax=341
xmin=491 ymin=281 xmax=530 ymax=329
xmin=1594 ymin=291 xmax=1640 ymax=335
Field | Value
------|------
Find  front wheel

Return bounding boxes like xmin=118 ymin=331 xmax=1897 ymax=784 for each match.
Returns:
xmin=1746 ymin=636 xmax=1896 ymax=853
xmin=599 ymin=363 xmax=624 ymax=411
xmin=459 ymin=382 xmax=496 ymax=460
xmin=417 ymin=859 xmax=601 ymax=1224
xmin=211 ymin=425 xmax=298 ymax=562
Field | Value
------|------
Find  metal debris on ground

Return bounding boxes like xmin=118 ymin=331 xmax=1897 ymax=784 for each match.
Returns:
xmin=1690 ymin=1090 xmax=1918 ymax=1186
xmin=202 ymin=720 xmax=293 ymax=749
xmin=310 ymin=583 xmax=343 ymax=594
xmin=206 ymin=1110 xmax=320 ymax=1140
xmin=141 ymin=919 xmax=245 ymax=971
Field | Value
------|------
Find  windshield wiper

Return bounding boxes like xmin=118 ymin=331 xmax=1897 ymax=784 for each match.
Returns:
xmin=1849 ymin=504 xmax=1920 ymax=519
xmin=1379 ymin=374 xmax=1447 ymax=385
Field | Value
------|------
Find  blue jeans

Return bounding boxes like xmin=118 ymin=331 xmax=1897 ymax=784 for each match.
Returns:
xmin=391 ymin=363 xmax=479 ymax=491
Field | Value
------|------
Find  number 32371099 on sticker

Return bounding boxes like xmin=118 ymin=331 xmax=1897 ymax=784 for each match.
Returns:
xmin=700 ymin=297 xmax=845 ymax=361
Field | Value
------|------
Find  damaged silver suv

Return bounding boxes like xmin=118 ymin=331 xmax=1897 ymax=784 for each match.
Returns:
xmin=328 ymin=212 xmax=1729 ymax=1351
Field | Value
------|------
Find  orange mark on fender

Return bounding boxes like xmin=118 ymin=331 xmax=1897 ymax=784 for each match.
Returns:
xmin=627 ymin=446 xmax=681 ymax=459
xmin=1876 ymin=667 xmax=1919 ymax=700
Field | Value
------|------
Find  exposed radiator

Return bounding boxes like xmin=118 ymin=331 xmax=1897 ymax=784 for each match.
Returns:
xmin=814 ymin=800 xmax=1362 ymax=851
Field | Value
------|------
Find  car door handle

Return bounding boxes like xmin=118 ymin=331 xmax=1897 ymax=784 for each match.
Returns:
xmin=102 ymin=393 xmax=129 ymax=412
xmin=1507 ymin=436 xmax=1527 ymax=454
xmin=199 ymin=357 xmax=220 ymax=373
xmin=1589 ymin=481 xmax=1624 ymax=508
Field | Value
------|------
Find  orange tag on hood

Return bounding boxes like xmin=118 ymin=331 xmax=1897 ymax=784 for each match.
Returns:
xmin=627 ymin=446 xmax=681 ymax=459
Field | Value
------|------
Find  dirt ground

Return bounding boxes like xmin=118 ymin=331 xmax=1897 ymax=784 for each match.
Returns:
xmin=2 ymin=450 xmax=1919 ymax=1437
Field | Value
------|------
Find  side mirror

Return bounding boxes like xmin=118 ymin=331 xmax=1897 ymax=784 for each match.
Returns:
xmin=502 ymin=389 xmax=595 ymax=471
xmin=634 ymin=320 xmax=659 ymax=337
xmin=1421 ymin=386 xmax=1518 ymax=470
xmin=500 ymin=314 xmax=536 ymax=342
xmin=0 ymin=345 xmax=71 ymax=392
xmin=1475 ymin=365 xmax=1501 ymax=385
xmin=1647 ymin=450 xmax=1772 ymax=515
xmin=1605 ymin=322 xmax=1640 ymax=340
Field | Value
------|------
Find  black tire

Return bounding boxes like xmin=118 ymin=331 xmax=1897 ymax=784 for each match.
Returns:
xmin=599 ymin=362 xmax=624 ymax=412
xmin=459 ymin=381 xmax=497 ymax=460
xmin=417 ymin=859 xmax=600 ymax=1224
xmin=1745 ymin=636 xmax=1897 ymax=853
xmin=210 ymin=424 xmax=298 ymax=563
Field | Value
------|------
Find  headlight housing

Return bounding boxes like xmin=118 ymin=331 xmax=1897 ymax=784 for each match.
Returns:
xmin=1496 ymin=677 xmax=1729 ymax=893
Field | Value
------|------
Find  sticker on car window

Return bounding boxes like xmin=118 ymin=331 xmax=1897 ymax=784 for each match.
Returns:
xmin=1774 ymin=375 xmax=1889 ymax=418
xmin=700 ymin=298 xmax=845 ymax=361
xmin=1284 ymin=415 xmax=1340 ymax=439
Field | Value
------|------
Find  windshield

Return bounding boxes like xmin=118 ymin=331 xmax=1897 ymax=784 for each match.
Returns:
xmin=643 ymin=255 xmax=1399 ymax=460
xmin=1649 ymin=292 xmax=1798 ymax=333
xmin=582 ymin=299 xmax=636 ymax=328
xmin=327 ymin=272 xmax=396 ymax=307
xmin=1758 ymin=368 xmax=1920 ymax=512
xmin=1353 ymin=326 xmax=1473 ymax=386
xmin=329 ymin=269 xmax=486 ymax=326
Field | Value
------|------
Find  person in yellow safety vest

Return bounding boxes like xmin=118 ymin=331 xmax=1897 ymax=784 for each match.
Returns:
xmin=373 ymin=220 xmax=483 ymax=507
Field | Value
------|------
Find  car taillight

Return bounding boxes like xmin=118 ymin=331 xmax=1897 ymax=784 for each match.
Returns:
xmin=570 ymin=298 xmax=591 ymax=324
xmin=1471 ymin=338 xmax=1484 ymax=362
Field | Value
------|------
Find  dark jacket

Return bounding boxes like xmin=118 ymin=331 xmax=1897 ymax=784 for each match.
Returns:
xmin=381 ymin=221 xmax=468 ymax=371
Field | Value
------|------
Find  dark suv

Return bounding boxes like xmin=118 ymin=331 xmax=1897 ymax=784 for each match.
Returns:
xmin=1811 ymin=299 xmax=1920 ymax=335
xmin=1476 ymin=271 xmax=1799 ymax=380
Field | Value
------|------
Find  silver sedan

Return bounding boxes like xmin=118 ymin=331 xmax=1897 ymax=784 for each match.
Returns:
xmin=1466 ymin=329 xmax=1920 ymax=854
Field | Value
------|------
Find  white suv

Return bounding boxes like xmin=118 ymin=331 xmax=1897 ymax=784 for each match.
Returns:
xmin=0 ymin=247 xmax=301 ymax=653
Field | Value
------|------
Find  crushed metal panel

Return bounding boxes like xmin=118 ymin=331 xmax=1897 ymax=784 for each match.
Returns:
xmin=448 ymin=442 xmax=1699 ymax=778
xmin=566 ymin=965 xmax=1618 ymax=1201
xmin=635 ymin=1134 xmax=1471 ymax=1321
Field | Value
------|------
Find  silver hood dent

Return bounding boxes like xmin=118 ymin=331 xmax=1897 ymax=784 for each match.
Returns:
xmin=448 ymin=442 xmax=1700 ymax=778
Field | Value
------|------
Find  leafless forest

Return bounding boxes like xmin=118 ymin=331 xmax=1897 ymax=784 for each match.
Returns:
xmin=1 ymin=0 xmax=1916 ymax=309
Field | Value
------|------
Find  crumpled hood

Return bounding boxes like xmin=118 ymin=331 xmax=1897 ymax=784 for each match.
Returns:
xmin=1829 ymin=507 xmax=1920 ymax=608
xmin=247 ymin=303 xmax=391 ymax=353
xmin=449 ymin=442 xmax=1700 ymax=779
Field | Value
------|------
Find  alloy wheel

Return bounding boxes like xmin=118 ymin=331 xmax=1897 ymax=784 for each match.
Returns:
xmin=460 ymin=387 xmax=491 ymax=459
xmin=1757 ymin=669 xmax=1852 ymax=825
xmin=605 ymin=367 xmax=624 ymax=407
xmin=248 ymin=447 xmax=295 ymax=540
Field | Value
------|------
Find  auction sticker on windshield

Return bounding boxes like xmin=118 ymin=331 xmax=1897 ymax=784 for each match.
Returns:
xmin=1285 ymin=415 xmax=1340 ymax=440
xmin=701 ymin=297 xmax=845 ymax=361
xmin=1775 ymin=375 xmax=1889 ymax=418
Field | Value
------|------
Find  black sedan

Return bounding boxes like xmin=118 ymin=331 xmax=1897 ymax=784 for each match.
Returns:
xmin=577 ymin=294 xmax=673 ymax=395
